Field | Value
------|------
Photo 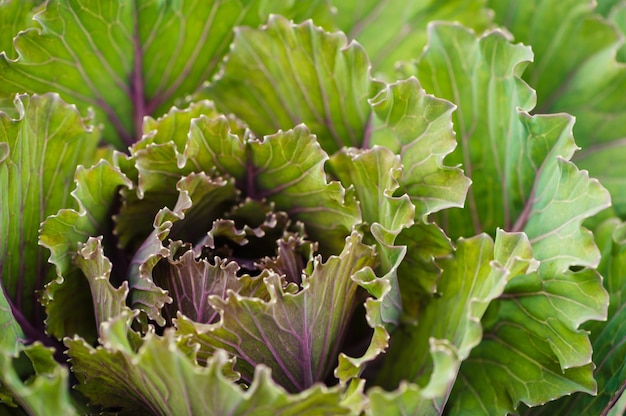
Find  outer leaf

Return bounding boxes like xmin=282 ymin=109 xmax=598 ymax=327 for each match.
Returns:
xmin=0 ymin=0 xmax=43 ymax=60
xmin=405 ymin=23 xmax=610 ymax=275
xmin=177 ymin=233 xmax=376 ymax=393
xmin=524 ymin=157 xmax=611 ymax=276
xmin=488 ymin=0 xmax=619 ymax=115
xmin=0 ymin=93 xmax=99 ymax=332
xmin=402 ymin=23 xmax=611 ymax=414
xmin=403 ymin=24 xmax=536 ymax=236
xmin=449 ymin=268 xmax=607 ymax=415
xmin=0 ymin=0 xmax=330 ymax=147
xmin=206 ymin=15 xmax=383 ymax=154
xmin=523 ymin=218 xmax=626 ymax=415
xmin=370 ymin=231 xmax=537 ymax=413
xmin=332 ymin=0 xmax=492 ymax=78
xmin=39 ymin=160 xmax=132 ymax=340
xmin=0 ymin=284 xmax=76 ymax=414
xmin=488 ymin=0 xmax=626 ymax=215
xmin=66 ymin=310 xmax=352 ymax=415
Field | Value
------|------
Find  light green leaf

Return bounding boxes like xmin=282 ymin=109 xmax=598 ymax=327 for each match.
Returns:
xmin=524 ymin=157 xmax=610 ymax=276
xmin=248 ymin=125 xmax=361 ymax=255
xmin=0 ymin=343 xmax=77 ymax=415
xmin=449 ymin=268 xmax=607 ymax=415
xmin=369 ymin=77 xmax=470 ymax=221
xmin=0 ymin=0 xmax=328 ymax=147
xmin=177 ymin=233 xmax=377 ymax=393
xmin=332 ymin=0 xmax=492 ymax=78
xmin=371 ymin=231 xmax=537 ymax=412
xmin=114 ymin=101 xmax=235 ymax=250
xmin=488 ymin=0 xmax=619 ymax=115
xmin=596 ymin=0 xmax=623 ymax=17
xmin=206 ymin=14 xmax=383 ymax=154
xmin=328 ymin=146 xmax=413 ymax=328
xmin=0 ymin=93 xmax=99 ymax=330
xmin=0 ymin=283 xmax=76 ymax=414
xmin=66 ymin=307 xmax=352 ymax=415
xmin=400 ymin=23 xmax=611 ymax=413
xmin=522 ymin=218 xmax=626 ymax=415
xmin=367 ymin=78 xmax=469 ymax=316
xmin=329 ymin=146 xmax=414 ymax=234
xmin=74 ymin=236 xmax=131 ymax=330
xmin=404 ymin=22 xmax=611 ymax=273
xmin=488 ymin=0 xmax=626 ymax=215
xmin=39 ymin=160 xmax=132 ymax=341
xmin=0 ymin=0 xmax=43 ymax=60
xmin=402 ymin=23 xmax=541 ymax=237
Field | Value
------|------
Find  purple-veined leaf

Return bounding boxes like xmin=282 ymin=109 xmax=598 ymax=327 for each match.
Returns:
xmin=369 ymin=231 xmax=537 ymax=414
xmin=176 ymin=232 xmax=376 ymax=393
xmin=0 ymin=0 xmax=334 ymax=148
xmin=396 ymin=23 xmax=611 ymax=414
xmin=0 ymin=279 xmax=76 ymax=414
xmin=0 ymin=93 xmax=99 ymax=338
xmin=332 ymin=0 xmax=492 ymax=78
xmin=40 ymin=160 xmax=132 ymax=341
xmin=206 ymin=15 xmax=383 ymax=154
xmin=66 ymin=310 xmax=351 ymax=415
xmin=488 ymin=0 xmax=626 ymax=216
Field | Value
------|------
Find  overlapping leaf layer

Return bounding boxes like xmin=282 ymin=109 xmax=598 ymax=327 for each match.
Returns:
xmin=0 ymin=1 xmax=624 ymax=415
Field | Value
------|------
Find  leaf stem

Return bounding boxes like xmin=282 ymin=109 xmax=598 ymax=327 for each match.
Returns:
xmin=600 ymin=379 xmax=626 ymax=416
xmin=130 ymin=1 xmax=146 ymax=145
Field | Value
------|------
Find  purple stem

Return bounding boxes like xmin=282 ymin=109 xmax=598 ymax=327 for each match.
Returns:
xmin=362 ymin=112 xmax=373 ymax=149
xmin=130 ymin=3 xmax=146 ymax=143
xmin=600 ymin=380 xmax=626 ymax=416
xmin=2 ymin=284 xmax=65 ymax=361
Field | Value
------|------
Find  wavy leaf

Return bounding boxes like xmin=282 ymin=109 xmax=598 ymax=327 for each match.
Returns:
xmin=206 ymin=15 xmax=383 ymax=154
xmin=332 ymin=0 xmax=492 ymax=78
xmin=449 ymin=267 xmax=607 ymax=415
xmin=403 ymin=23 xmax=544 ymax=236
xmin=488 ymin=0 xmax=626 ymax=215
xmin=39 ymin=160 xmax=132 ymax=341
xmin=0 ymin=0 xmax=328 ymax=147
xmin=522 ymin=218 xmax=626 ymax=415
xmin=247 ymin=125 xmax=361 ymax=255
xmin=152 ymin=240 xmax=272 ymax=326
xmin=398 ymin=23 xmax=611 ymax=414
xmin=114 ymin=101 xmax=234 ymax=250
xmin=0 ymin=0 xmax=43 ymax=60
xmin=177 ymin=233 xmax=376 ymax=393
xmin=66 ymin=311 xmax=350 ymax=415
xmin=127 ymin=172 xmax=237 ymax=325
xmin=0 ymin=93 xmax=99 ymax=334
xmin=369 ymin=231 xmax=537 ymax=413
xmin=0 ymin=283 xmax=76 ymax=414
xmin=367 ymin=78 xmax=469 ymax=314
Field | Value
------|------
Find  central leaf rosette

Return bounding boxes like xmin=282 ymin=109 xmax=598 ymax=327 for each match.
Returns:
xmin=113 ymin=104 xmax=382 ymax=392
xmin=152 ymin=200 xmax=317 ymax=326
